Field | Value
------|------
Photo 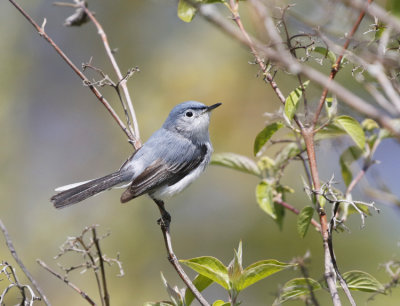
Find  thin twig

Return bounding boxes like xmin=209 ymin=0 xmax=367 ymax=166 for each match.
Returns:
xmin=76 ymin=236 xmax=104 ymax=306
xmin=78 ymin=2 xmax=142 ymax=149
xmin=153 ymin=199 xmax=210 ymax=306
xmin=312 ymin=0 xmax=374 ymax=128
xmin=196 ymin=3 xmax=400 ymax=141
xmin=274 ymin=199 xmax=321 ymax=232
xmin=92 ymin=227 xmax=110 ymax=306
xmin=295 ymin=255 xmax=320 ymax=306
xmin=37 ymin=259 xmax=96 ymax=306
xmin=0 ymin=219 xmax=50 ymax=305
xmin=7 ymin=0 xmax=135 ymax=143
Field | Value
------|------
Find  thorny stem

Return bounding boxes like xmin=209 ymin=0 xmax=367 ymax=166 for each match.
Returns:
xmin=8 ymin=0 xmax=135 ymax=143
xmin=153 ymin=199 xmax=210 ymax=306
xmin=0 ymin=219 xmax=50 ymax=305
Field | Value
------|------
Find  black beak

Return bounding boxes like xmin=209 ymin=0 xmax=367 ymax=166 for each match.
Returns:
xmin=207 ymin=103 xmax=222 ymax=112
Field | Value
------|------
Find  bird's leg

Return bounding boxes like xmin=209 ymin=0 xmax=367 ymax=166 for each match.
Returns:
xmin=153 ymin=199 xmax=171 ymax=229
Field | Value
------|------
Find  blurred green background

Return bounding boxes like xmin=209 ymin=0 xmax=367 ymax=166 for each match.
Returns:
xmin=1 ymin=0 xmax=400 ymax=305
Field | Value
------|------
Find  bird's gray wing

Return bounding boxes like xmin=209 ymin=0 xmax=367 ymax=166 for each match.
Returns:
xmin=120 ymin=143 xmax=208 ymax=203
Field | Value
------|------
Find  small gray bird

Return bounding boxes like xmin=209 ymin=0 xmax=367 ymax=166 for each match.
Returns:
xmin=51 ymin=101 xmax=221 ymax=210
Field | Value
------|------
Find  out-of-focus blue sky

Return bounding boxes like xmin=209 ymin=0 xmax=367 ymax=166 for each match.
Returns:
xmin=1 ymin=0 xmax=400 ymax=305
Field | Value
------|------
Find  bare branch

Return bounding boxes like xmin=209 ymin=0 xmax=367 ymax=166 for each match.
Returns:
xmin=92 ymin=227 xmax=110 ymax=306
xmin=8 ymin=0 xmax=135 ymax=144
xmin=153 ymin=199 xmax=210 ymax=306
xmin=37 ymin=259 xmax=96 ymax=306
xmin=0 ymin=219 xmax=50 ymax=305
xmin=78 ymin=2 xmax=141 ymax=148
xmin=197 ymin=2 xmax=400 ymax=141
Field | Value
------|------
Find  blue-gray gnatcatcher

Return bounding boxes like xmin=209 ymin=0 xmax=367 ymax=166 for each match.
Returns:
xmin=51 ymin=101 xmax=221 ymax=210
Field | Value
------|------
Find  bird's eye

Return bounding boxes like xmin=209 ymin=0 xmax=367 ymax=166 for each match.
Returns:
xmin=185 ymin=111 xmax=193 ymax=117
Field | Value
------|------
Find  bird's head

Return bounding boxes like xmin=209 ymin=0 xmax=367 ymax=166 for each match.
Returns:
xmin=162 ymin=101 xmax=221 ymax=143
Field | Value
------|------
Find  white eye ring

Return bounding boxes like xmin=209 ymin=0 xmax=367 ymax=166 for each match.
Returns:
xmin=185 ymin=111 xmax=193 ymax=117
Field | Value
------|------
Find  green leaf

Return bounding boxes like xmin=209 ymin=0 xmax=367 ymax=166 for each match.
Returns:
xmin=274 ymin=278 xmax=322 ymax=305
xmin=256 ymin=181 xmax=276 ymax=219
xmin=237 ymin=260 xmax=295 ymax=291
xmin=313 ymin=47 xmax=337 ymax=65
xmin=325 ymin=96 xmax=337 ymax=119
xmin=184 ymin=274 xmax=213 ymax=305
xmin=346 ymin=202 xmax=372 ymax=217
xmin=274 ymin=142 xmax=301 ymax=166
xmin=339 ymin=146 xmax=363 ymax=186
xmin=362 ymin=118 xmax=379 ymax=131
xmin=274 ymin=201 xmax=285 ymax=230
xmin=254 ymin=122 xmax=284 ymax=155
xmin=334 ymin=115 xmax=366 ymax=149
xmin=161 ymin=273 xmax=184 ymax=306
xmin=284 ymin=81 xmax=309 ymax=121
xmin=342 ymin=270 xmax=385 ymax=293
xmin=180 ymin=257 xmax=230 ymax=290
xmin=212 ymin=301 xmax=230 ymax=306
xmin=211 ymin=152 xmax=261 ymax=177
xmin=315 ymin=123 xmax=346 ymax=141
xmin=257 ymin=156 xmax=276 ymax=172
xmin=297 ymin=206 xmax=314 ymax=238
xmin=177 ymin=0 xmax=197 ymax=22
xmin=228 ymin=241 xmax=243 ymax=287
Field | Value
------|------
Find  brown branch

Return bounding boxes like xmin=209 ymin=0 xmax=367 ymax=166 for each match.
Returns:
xmin=0 ymin=219 xmax=50 ymax=305
xmin=37 ymin=259 xmax=96 ymax=306
xmin=92 ymin=227 xmax=110 ymax=306
xmin=76 ymin=236 xmax=104 ymax=306
xmin=8 ymin=0 xmax=135 ymax=144
xmin=274 ymin=199 xmax=321 ymax=232
xmin=78 ymin=3 xmax=141 ymax=149
xmin=313 ymin=0 xmax=374 ymax=128
xmin=197 ymin=3 xmax=400 ymax=141
xmin=346 ymin=0 xmax=400 ymax=33
xmin=153 ymin=199 xmax=210 ymax=306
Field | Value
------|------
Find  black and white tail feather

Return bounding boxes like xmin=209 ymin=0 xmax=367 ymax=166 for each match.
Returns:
xmin=51 ymin=171 xmax=130 ymax=209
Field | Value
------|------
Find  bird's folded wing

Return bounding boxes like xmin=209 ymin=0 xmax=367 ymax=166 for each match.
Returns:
xmin=120 ymin=144 xmax=207 ymax=202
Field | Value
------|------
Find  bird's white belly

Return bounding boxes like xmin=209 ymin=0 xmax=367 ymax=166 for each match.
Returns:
xmin=150 ymin=162 xmax=207 ymax=200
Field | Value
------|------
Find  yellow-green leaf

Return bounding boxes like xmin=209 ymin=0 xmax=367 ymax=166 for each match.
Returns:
xmin=342 ymin=270 xmax=385 ymax=293
xmin=335 ymin=115 xmax=366 ymax=149
xmin=339 ymin=146 xmax=363 ymax=186
xmin=211 ymin=152 xmax=261 ymax=177
xmin=254 ymin=122 xmax=284 ymax=155
xmin=180 ymin=256 xmax=229 ymax=290
xmin=313 ymin=47 xmax=337 ymax=65
xmin=177 ymin=0 xmax=197 ymax=22
xmin=237 ymin=260 xmax=295 ymax=291
xmin=184 ymin=274 xmax=213 ymax=305
xmin=284 ymin=81 xmax=309 ymax=121
xmin=297 ymin=206 xmax=314 ymax=238
xmin=212 ymin=301 xmax=230 ymax=306
xmin=256 ymin=181 xmax=276 ymax=219
xmin=274 ymin=278 xmax=322 ymax=305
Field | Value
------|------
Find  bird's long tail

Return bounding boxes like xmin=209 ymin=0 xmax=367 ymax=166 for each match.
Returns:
xmin=51 ymin=171 xmax=130 ymax=209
